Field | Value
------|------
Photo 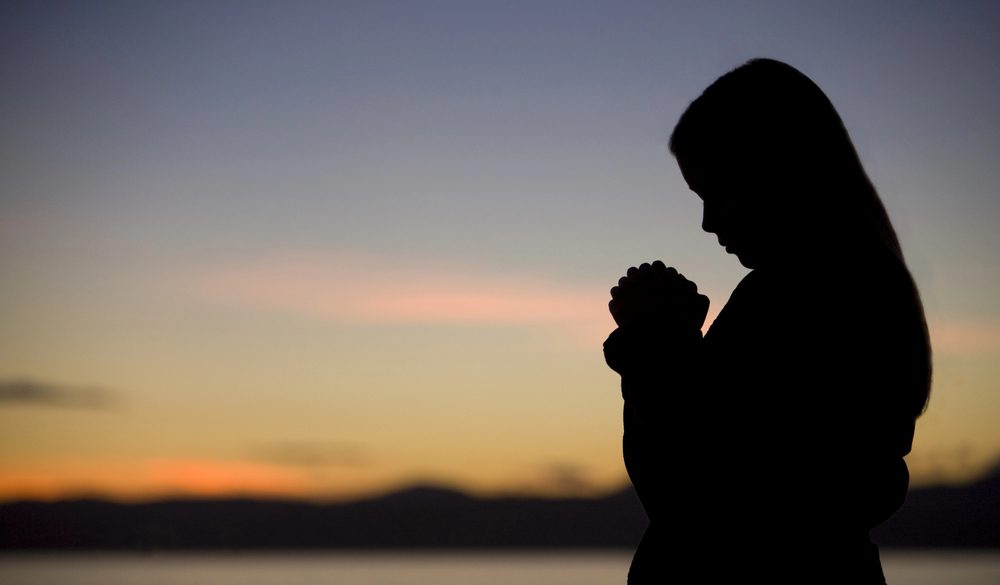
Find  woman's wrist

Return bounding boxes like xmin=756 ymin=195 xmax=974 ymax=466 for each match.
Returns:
xmin=611 ymin=323 xmax=702 ymax=376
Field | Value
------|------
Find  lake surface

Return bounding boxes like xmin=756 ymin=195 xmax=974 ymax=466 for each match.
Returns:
xmin=1 ymin=550 xmax=998 ymax=584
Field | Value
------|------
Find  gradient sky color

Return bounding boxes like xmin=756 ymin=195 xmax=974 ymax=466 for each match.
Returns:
xmin=2 ymin=0 xmax=999 ymax=501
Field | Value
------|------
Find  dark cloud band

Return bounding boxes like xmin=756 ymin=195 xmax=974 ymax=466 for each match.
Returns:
xmin=0 ymin=379 xmax=116 ymax=410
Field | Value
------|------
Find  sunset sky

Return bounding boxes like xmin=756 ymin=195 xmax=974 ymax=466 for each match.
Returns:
xmin=1 ymin=0 xmax=999 ymax=501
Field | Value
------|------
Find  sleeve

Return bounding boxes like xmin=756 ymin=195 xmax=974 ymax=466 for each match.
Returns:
xmin=605 ymin=325 xmax=704 ymax=521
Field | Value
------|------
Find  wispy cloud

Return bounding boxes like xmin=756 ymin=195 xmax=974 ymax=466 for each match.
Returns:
xmin=250 ymin=441 xmax=368 ymax=468
xmin=539 ymin=462 xmax=594 ymax=494
xmin=179 ymin=253 xmax=998 ymax=356
xmin=183 ymin=250 xmax=614 ymax=345
xmin=929 ymin=320 xmax=1000 ymax=354
xmin=0 ymin=379 xmax=116 ymax=410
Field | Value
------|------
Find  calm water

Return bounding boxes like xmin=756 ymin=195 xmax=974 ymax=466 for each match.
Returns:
xmin=1 ymin=551 xmax=998 ymax=584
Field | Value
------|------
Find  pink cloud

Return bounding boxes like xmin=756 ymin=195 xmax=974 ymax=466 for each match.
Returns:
xmin=185 ymin=250 xmax=615 ymax=343
xmin=928 ymin=320 xmax=1000 ymax=354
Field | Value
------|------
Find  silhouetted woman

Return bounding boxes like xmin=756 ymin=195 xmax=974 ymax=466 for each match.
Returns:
xmin=604 ymin=59 xmax=931 ymax=583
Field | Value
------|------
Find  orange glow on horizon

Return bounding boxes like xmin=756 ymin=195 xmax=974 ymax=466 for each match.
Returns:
xmin=145 ymin=458 xmax=311 ymax=498
xmin=0 ymin=458 xmax=342 ymax=502
xmin=0 ymin=452 xmax=637 ymax=503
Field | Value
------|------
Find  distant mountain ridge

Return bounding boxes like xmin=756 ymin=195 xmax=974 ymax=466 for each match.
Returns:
xmin=0 ymin=486 xmax=646 ymax=550
xmin=1 ymin=469 xmax=996 ymax=550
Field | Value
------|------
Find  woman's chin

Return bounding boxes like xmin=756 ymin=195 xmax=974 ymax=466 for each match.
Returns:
xmin=730 ymin=249 xmax=760 ymax=269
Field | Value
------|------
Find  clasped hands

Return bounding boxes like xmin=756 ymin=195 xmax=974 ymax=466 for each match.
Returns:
xmin=604 ymin=260 xmax=709 ymax=375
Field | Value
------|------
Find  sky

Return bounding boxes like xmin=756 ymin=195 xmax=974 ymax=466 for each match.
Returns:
xmin=1 ymin=0 xmax=999 ymax=501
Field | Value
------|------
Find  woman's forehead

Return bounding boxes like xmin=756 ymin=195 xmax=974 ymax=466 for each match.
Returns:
xmin=678 ymin=156 xmax=735 ymax=194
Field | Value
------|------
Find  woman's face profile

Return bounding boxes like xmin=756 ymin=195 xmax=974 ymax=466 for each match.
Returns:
xmin=679 ymin=155 xmax=771 ymax=269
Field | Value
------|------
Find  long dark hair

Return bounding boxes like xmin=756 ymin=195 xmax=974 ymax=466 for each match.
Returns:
xmin=671 ymin=58 xmax=931 ymax=415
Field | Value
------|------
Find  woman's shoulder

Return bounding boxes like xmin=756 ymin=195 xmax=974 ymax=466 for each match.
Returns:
xmin=745 ymin=256 xmax=915 ymax=304
xmin=713 ymin=257 xmax=921 ymax=337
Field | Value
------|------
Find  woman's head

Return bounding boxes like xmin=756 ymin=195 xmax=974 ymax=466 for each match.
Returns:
xmin=670 ymin=58 xmax=902 ymax=269
xmin=672 ymin=58 xmax=931 ymax=416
